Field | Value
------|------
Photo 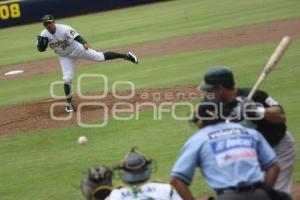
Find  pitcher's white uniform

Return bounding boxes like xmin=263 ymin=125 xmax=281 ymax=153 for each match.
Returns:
xmin=107 ymin=182 xmax=182 ymax=200
xmin=38 ymin=15 xmax=138 ymax=113
xmin=40 ymin=24 xmax=105 ymax=83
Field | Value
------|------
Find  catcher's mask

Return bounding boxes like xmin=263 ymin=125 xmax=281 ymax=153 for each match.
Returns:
xmin=88 ymin=165 xmax=113 ymax=184
xmin=115 ymin=148 xmax=152 ymax=185
xmin=83 ymin=164 xmax=113 ymax=200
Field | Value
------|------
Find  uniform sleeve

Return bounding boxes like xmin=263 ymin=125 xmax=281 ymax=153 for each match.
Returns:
xmin=253 ymin=90 xmax=282 ymax=109
xmin=171 ymin=137 xmax=201 ymax=185
xmin=254 ymin=129 xmax=278 ymax=170
xmin=65 ymin=25 xmax=79 ymax=39
xmin=239 ymin=88 xmax=281 ymax=108
xmin=40 ymin=30 xmax=47 ymax=37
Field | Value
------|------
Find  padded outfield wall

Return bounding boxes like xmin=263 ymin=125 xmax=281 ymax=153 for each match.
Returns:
xmin=0 ymin=0 xmax=166 ymax=28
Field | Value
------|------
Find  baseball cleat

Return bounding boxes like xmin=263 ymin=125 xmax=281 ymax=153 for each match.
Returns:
xmin=65 ymin=103 xmax=74 ymax=113
xmin=126 ymin=52 xmax=138 ymax=64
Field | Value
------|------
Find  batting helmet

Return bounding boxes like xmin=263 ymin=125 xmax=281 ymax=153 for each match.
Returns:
xmin=198 ymin=66 xmax=235 ymax=91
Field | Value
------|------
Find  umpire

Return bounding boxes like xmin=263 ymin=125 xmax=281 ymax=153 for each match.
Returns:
xmin=197 ymin=66 xmax=296 ymax=194
xmin=171 ymin=98 xmax=280 ymax=200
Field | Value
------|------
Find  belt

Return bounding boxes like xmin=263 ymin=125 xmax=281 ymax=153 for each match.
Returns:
xmin=216 ymin=182 xmax=264 ymax=195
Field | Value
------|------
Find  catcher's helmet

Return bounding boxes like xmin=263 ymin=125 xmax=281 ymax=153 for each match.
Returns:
xmin=88 ymin=165 xmax=113 ymax=184
xmin=115 ymin=148 xmax=152 ymax=185
xmin=81 ymin=164 xmax=113 ymax=200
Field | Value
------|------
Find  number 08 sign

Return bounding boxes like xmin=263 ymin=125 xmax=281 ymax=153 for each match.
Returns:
xmin=0 ymin=0 xmax=164 ymax=28
xmin=0 ymin=1 xmax=21 ymax=20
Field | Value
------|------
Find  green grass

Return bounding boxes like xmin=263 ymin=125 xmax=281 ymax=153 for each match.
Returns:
xmin=0 ymin=40 xmax=300 ymax=199
xmin=0 ymin=102 xmax=299 ymax=199
xmin=1 ymin=0 xmax=300 ymax=67
xmin=1 ymin=39 xmax=300 ymax=106
xmin=0 ymin=107 xmax=207 ymax=199
xmin=1 ymin=0 xmax=300 ymax=199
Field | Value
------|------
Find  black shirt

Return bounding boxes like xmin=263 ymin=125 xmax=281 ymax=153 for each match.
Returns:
xmin=226 ymin=88 xmax=286 ymax=147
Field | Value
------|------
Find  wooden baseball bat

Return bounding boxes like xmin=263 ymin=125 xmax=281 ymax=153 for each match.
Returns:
xmin=247 ymin=36 xmax=292 ymax=100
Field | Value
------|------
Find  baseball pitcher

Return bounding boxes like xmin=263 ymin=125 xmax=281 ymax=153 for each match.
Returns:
xmin=36 ymin=15 xmax=138 ymax=112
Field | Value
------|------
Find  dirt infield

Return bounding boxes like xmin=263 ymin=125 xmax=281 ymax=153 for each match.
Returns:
xmin=1 ymin=18 xmax=300 ymax=135
xmin=1 ymin=18 xmax=300 ymax=81
xmin=293 ymin=183 xmax=300 ymax=200
xmin=0 ymin=85 xmax=200 ymax=135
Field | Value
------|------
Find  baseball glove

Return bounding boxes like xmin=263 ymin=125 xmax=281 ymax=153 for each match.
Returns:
xmin=36 ymin=36 xmax=49 ymax=52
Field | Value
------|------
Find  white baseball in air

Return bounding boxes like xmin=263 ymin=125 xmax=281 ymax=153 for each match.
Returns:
xmin=77 ymin=136 xmax=88 ymax=145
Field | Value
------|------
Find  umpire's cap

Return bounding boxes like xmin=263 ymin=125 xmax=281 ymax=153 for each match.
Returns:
xmin=196 ymin=97 xmax=230 ymax=126
xmin=42 ymin=14 xmax=55 ymax=23
xmin=115 ymin=148 xmax=152 ymax=185
xmin=198 ymin=66 xmax=235 ymax=91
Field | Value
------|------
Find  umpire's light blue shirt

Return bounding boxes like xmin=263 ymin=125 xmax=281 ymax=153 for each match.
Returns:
xmin=171 ymin=122 xmax=277 ymax=190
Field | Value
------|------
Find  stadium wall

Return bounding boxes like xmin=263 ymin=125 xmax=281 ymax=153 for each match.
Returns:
xmin=0 ymin=0 xmax=166 ymax=28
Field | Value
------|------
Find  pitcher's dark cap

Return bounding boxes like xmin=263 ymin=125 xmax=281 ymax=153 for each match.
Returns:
xmin=42 ymin=15 xmax=55 ymax=23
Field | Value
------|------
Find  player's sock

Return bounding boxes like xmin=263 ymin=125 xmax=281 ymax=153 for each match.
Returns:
xmin=64 ymin=83 xmax=72 ymax=104
xmin=103 ymin=52 xmax=126 ymax=60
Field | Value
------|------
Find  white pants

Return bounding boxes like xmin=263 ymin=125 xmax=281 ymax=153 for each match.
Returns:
xmin=59 ymin=47 xmax=105 ymax=82
xmin=273 ymin=132 xmax=297 ymax=194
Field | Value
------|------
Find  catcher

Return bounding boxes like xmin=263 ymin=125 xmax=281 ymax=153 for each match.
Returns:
xmin=81 ymin=164 xmax=113 ymax=200
xmin=106 ymin=148 xmax=182 ymax=200
xmin=36 ymin=14 xmax=138 ymax=112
